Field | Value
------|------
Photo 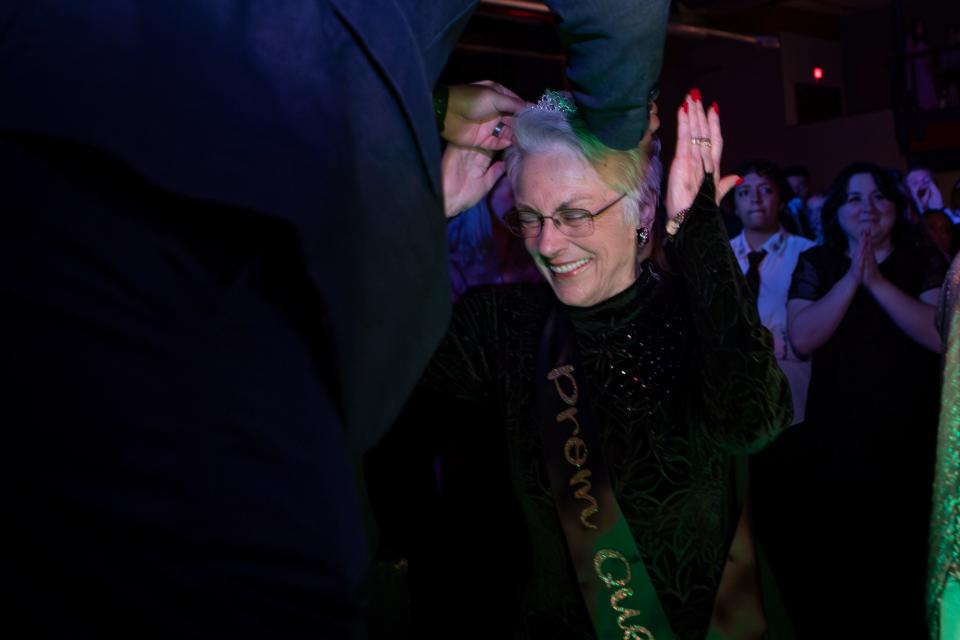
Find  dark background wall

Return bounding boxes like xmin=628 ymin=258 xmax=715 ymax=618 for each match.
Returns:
xmin=841 ymin=6 xmax=895 ymax=115
xmin=653 ymin=32 xmax=904 ymax=192
xmin=443 ymin=1 xmax=958 ymax=196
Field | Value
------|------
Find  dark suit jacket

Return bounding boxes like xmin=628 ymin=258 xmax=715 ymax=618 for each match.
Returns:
xmin=0 ymin=0 xmax=668 ymax=449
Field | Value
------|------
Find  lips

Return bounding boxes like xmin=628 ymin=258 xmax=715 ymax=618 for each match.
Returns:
xmin=548 ymin=257 xmax=591 ymax=277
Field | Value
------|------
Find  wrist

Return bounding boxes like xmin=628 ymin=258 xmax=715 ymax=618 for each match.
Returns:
xmin=840 ymin=271 xmax=861 ymax=290
xmin=665 ymin=206 xmax=691 ymax=236
xmin=864 ymin=272 xmax=889 ymax=294
xmin=444 ymin=200 xmax=463 ymax=219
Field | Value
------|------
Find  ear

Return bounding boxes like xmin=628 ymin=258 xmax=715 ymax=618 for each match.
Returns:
xmin=635 ymin=201 xmax=656 ymax=263
xmin=637 ymin=200 xmax=656 ymax=230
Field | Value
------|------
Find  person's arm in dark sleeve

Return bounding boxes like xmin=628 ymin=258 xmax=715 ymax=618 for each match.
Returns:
xmin=545 ymin=0 xmax=670 ymax=149
xmin=671 ymin=180 xmax=793 ymax=454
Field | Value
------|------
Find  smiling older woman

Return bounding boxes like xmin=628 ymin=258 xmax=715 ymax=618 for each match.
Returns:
xmin=367 ymin=92 xmax=791 ymax=640
xmin=502 ymin=102 xmax=664 ymax=311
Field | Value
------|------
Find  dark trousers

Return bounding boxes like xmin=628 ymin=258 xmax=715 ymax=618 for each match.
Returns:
xmin=3 ymin=134 xmax=368 ymax=637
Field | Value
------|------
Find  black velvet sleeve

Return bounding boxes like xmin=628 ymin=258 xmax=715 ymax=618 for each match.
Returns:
xmin=416 ymin=288 xmax=499 ymax=406
xmin=364 ymin=288 xmax=503 ymax=559
xmin=669 ymin=179 xmax=793 ymax=453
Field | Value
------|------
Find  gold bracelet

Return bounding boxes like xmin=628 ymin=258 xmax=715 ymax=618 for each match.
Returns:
xmin=666 ymin=207 xmax=690 ymax=236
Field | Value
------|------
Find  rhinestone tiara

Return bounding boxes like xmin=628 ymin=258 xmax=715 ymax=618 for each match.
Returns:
xmin=534 ymin=89 xmax=577 ymax=115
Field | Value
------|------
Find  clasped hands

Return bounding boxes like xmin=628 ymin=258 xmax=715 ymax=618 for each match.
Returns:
xmin=846 ymin=228 xmax=886 ymax=289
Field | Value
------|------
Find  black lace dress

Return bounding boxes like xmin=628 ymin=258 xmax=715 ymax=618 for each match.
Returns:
xmin=368 ymin=187 xmax=791 ymax=640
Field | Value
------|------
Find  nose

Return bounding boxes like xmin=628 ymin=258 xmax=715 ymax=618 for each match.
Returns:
xmin=750 ymin=187 xmax=762 ymax=203
xmin=535 ymin=217 xmax=568 ymax=258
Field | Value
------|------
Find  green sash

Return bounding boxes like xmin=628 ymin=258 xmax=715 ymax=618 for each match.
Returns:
xmin=536 ymin=306 xmax=675 ymax=640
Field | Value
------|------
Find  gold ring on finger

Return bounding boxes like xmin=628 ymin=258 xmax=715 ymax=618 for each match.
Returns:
xmin=690 ymin=136 xmax=711 ymax=147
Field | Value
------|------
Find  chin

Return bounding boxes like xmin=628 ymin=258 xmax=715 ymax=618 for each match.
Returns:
xmin=548 ymin=281 xmax=594 ymax=307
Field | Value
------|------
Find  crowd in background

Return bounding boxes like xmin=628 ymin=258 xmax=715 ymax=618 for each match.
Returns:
xmin=450 ymin=159 xmax=960 ymax=293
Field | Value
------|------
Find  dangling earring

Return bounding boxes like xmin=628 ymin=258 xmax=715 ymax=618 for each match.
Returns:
xmin=637 ymin=226 xmax=649 ymax=247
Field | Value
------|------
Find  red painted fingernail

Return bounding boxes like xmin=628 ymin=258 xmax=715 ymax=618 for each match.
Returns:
xmin=690 ymin=88 xmax=702 ymax=102
xmin=735 ymin=177 xmax=745 ymax=186
xmin=681 ymin=100 xmax=689 ymax=113
xmin=710 ymin=101 xmax=719 ymax=114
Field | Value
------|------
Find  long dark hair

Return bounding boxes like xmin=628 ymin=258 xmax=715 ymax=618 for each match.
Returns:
xmin=821 ymin=162 xmax=911 ymax=252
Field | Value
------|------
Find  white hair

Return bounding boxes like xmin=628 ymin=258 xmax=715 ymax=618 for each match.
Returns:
xmin=504 ymin=106 xmax=661 ymax=228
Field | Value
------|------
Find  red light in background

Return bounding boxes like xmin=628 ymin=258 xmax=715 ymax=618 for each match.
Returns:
xmin=813 ymin=67 xmax=824 ymax=81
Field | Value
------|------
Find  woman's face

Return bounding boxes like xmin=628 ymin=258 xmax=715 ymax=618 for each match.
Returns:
xmin=733 ymin=172 xmax=782 ymax=233
xmin=515 ymin=150 xmax=639 ymax=307
xmin=836 ymin=172 xmax=897 ymax=246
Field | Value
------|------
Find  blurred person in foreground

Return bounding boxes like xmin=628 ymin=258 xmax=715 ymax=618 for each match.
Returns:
xmin=928 ymin=251 xmax=960 ymax=640
xmin=1 ymin=1 xmax=670 ymax=635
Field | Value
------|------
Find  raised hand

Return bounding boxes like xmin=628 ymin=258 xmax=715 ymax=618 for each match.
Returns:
xmin=443 ymin=81 xmax=528 ymax=151
xmin=918 ymin=181 xmax=945 ymax=211
xmin=665 ymin=90 xmax=740 ymax=224
xmin=908 ymin=174 xmax=945 ymax=213
xmin=441 ymin=143 xmax=502 ymax=218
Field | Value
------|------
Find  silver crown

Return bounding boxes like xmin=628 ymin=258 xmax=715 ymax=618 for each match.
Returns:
xmin=534 ymin=89 xmax=577 ymax=115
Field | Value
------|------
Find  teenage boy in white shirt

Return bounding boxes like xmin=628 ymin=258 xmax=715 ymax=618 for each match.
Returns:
xmin=730 ymin=161 xmax=816 ymax=424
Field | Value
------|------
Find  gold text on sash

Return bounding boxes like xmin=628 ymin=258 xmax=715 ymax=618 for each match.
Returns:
xmin=549 ymin=364 xmax=599 ymax=529
xmin=594 ymin=549 xmax=655 ymax=640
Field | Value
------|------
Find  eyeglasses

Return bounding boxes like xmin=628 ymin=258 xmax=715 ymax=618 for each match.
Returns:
xmin=503 ymin=193 xmax=627 ymax=239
